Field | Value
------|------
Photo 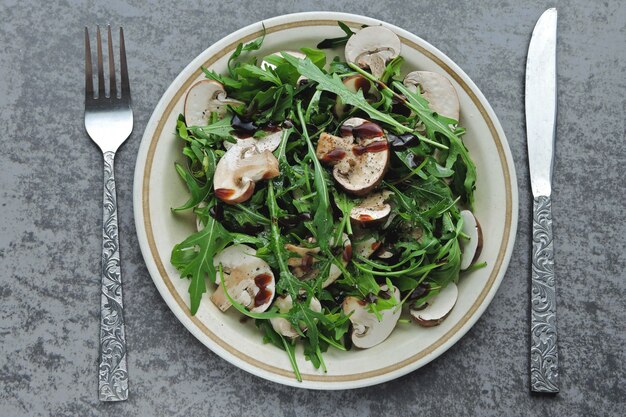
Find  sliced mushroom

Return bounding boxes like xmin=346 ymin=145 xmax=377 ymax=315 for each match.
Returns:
xmin=343 ymin=285 xmax=401 ymax=348
xmin=403 ymin=71 xmax=460 ymax=121
xmin=269 ymin=294 xmax=322 ymax=338
xmin=353 ymin=236 xmax=382 ymax=259
xmin=213 ymin=144 xmax=279 ymax=204
xmin=345 ymin=26 xmax=401 ymax=78
xmin=459 ymin=210 xmax=483 ymax=270
xmin=350 ymin=190 xmax=392 ymax=226
xmin=184 ymin=80 xmax=243 ymax=126
xmin=334 ymin=74 xmax=381 ymax=116
xmin=316 ymin=118 xmax=390 ymax=196
xmin=223 ymin=129 xmax=283 ymax=152
xmin=210 ymin=244 xmax=275 ymax=313
xmin=410 ymin=282 xmax=458 ymax=327
xmin=285 ymin=234 xmax=351 ymax=288
xmin=377 ymin=249 xmax=394 ymax=259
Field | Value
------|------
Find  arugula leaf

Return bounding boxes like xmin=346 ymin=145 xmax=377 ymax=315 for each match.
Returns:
xmin=236 ymin=64 xmax=283 ymax=86
xmin=316 ymin=21 xmax=356 ymax=49
xmin=300 ymin=47 xmax=326 ymax=69
xmin=380 ymin=56 xmax=404 ymax=84
xmin=282 ymin=54 xmax=413 ymax=134
xmin=172 ymin=163 xmax=212 ymax=212
xmin=189 ymin=114 xmax=236 ymax=144
xmin=328 ymin=57 xmax=352 ymax=74
xmin=295 ymin=101 xmax=334 ymax=252
xmin=201 ymin=66 xmax=242 ymax=89
xmin=227 ymin=29 xmax=265 ymax=76
xmin=170 ymin=216 xmax=234 ymax=314
xmin=392 ymin=81 xmax=477 ymax=205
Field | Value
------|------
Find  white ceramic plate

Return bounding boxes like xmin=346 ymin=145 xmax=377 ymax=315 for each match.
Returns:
xmin=133 ymin=12 xmax=518 ymax=390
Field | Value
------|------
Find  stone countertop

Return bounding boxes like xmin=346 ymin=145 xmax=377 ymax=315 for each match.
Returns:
xmin=0 ymin=0 xmax=624 ymax=416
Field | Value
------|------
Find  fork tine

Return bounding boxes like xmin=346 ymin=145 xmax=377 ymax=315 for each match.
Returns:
xmin=119 ymin=27 xmax=130 ymax=97
xmin=84 ymin=27 xmax=94 ymax=98
xmin=96 ymin=26 xmax=105 ymax=97
xmin=107 ymin=25 xmax=117 ymax=98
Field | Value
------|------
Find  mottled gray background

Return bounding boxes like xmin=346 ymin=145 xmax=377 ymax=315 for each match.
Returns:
xmin=1 ymin=0 xmax=624 ymax=416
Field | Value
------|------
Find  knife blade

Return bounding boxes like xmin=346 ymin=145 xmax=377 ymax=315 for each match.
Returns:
xmin=525 ymin=8 xmax=559 ymax=394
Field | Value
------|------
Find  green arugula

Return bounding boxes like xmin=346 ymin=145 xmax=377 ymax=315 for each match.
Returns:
xmin=171 ymin=216 xmax=234 ymax=315
xmin=172 ymin=163 xmax=212 ymax=212
xmin=282 ymin=54 xmax=414 ymax=134
xmin=392 ymin=81 xmax=477 ymax=205
xmin=316 ymin=21 xmax=357 ymax=49
xmin=295 ymin=101 xmax=333 ymax=253
xmin=169 ymin=22 xmax=482 ymax=379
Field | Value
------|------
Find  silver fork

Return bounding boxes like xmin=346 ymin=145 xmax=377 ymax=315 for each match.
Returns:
xmin=84 ymin=25 xmax=133 ymax=402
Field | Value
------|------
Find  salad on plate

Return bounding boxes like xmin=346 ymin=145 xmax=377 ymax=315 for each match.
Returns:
xmin=170 ymin=22 xmax=483 ymax=380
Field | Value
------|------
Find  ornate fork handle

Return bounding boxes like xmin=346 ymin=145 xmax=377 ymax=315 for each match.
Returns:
xmin=98 ymin=151 xmax=129 ymax=401
xmin=530 ymin=195 xmax=559 ymax=393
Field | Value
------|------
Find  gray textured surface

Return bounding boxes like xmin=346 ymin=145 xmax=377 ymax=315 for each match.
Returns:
xmin=1 ymin=0 xmax=624 ymax=416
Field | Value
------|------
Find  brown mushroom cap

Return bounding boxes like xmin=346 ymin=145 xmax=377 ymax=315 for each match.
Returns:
xmin=345 ymin=26 xmax=401 ymax=78
xmin=316 ymin=118 xmax=390 ymax=196
xmin=213 ymin=144 xmax=279 ymax=204
xmin=184 ymin=80 xmax=243 ymax=126
xmin=210 ymin=244 xmax=275 ymax=313
xmin=350 ymin=190 xmax=393 ymax=226
xmin=403 ymin=71 xmax=460 ymax=122
xmin=410 ymin=282 xmax=458 ymax=327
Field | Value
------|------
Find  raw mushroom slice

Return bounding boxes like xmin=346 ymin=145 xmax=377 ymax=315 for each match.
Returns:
xmin=223 ymin=129 xmax=283 ymax=152
xmin=343 ymin=285 xmax=401 ymax=348
xmin=403 ymin=71 xmax=460 ymax=122
xmin=350 ymin=190 xmax=392 ymax=226
xmin=184 ymin=80 xmax=243 ymax=126
xmin=459 ymin=210 xmax=483 ymax=270
xmin=213 ymin=144 xmax=279 ymax=204
xmin=345 ymin=26 xmax=401 ymax=78
xmin=334 ymin=74 xmax=381 ymax=116
xmin=353 ymin=236 xmax=382 ymax=259
xmin=269 ymin=294 xmax=322 ymax=338
xmin=210 ymin=244 xmax=275 ymax=313
xmin=410 ymin=282 xmax=458 ymax=327
xmin=324 ymin=233 xmax=352 ymax=288
xmin=316 ymin=118 xmax=390 ymax=196
xmin=285 ymin=234 xmax=352 ymax=288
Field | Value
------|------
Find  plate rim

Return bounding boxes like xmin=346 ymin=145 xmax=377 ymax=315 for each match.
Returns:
xmin=133 ymin=11 xmax=519 ymax=390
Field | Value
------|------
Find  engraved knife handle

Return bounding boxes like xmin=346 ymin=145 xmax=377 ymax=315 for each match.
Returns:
xmin=98 ymin=151 xmax=129 ymax=401
xmin=530 ymin=195 xmax=559 ymax=393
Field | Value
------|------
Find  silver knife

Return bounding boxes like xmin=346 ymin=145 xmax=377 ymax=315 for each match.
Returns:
xmin=525 ymin=8 xmax=559 ymax=393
